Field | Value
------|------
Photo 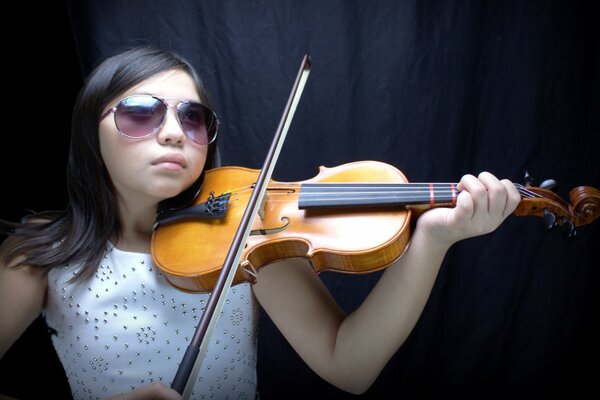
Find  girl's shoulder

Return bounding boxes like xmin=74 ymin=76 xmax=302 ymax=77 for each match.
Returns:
xmin=0 ymin=235 xmax=48 ymax=357
xmin=0 ymin=233 xmax=49 ymax=289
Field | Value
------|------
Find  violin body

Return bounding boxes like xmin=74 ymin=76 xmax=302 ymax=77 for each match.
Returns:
xmin=152 ymin=161 xmax=413 ymax=292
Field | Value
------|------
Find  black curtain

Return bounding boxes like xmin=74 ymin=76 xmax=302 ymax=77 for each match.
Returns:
xmin=1 ymin=1 xmax=598 ymax=398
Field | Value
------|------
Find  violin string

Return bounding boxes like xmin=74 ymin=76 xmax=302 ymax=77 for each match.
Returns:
xmin=221 ymin=183 xmax=543 ymax=204
xmin=226 ymin=192 xmax=459 ymax=205
xmin=227 ymin=189 xmax=536 ymax=200
xmin=514 ymin=183 xmax=543 ymax=198
xmin=226 ymin=183 xmax=460 ymax=196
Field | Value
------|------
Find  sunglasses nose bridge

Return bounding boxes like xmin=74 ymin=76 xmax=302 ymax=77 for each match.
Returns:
xmin=156 ymin=103 xmax=187 ymax=141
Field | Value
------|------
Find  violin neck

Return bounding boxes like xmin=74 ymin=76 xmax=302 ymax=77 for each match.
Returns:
xmin=298 ymin=183 xmax=459 ymax=209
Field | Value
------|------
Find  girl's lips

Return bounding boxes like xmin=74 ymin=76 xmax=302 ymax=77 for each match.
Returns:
xmin=151 ymin=153 xmax=187 ymax=169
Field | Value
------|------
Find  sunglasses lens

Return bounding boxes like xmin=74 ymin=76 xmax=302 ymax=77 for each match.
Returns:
xmin=177 ymin=102 xmax=218 ymax=145
xmin=115 ymin=96 xmax=166 ymax=138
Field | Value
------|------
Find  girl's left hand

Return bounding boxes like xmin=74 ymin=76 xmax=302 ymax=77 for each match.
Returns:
xmin=416 ymin=172 xmax=521 ymax=247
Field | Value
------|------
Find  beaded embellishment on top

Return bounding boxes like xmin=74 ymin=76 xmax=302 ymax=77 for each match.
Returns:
xmin=44 ymin=243 xmax=258 ymax=399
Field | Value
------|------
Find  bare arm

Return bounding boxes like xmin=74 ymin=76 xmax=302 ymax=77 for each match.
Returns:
xmin=0 ymin=237 xmax=47 ymax=358
xmin=252 ymin=172 xmax=521 ymax=393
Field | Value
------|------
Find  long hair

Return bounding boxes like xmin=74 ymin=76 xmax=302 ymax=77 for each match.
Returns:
xmin=0 ymin=46 xmax=219 ymax=281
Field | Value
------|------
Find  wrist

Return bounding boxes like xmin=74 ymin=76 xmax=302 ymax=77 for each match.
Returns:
xmin=413 ymin=217 xmax=456 ymax=253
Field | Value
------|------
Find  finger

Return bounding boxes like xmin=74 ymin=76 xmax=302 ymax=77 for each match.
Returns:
xmin=477 ymin=171 xmax=507 ymax=218
xmin=457 ymin=174 xmax=487 ymax=218
xmin=454 ymin=189 xmax=475 ymax=222
xmin=501 ymin=178 xmax=521 ymax=217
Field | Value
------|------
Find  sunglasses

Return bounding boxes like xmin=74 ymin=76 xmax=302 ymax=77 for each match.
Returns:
xmin=100 ymin=95 xmax=219 ymax=145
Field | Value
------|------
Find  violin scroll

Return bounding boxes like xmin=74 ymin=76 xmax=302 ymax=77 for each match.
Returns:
xmin=569 ymin=186 xmax=600 ymax=224
xmin=513 ymin=184 xmax=600 ymax=235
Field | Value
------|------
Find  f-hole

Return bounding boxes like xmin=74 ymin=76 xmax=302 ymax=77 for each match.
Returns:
xmin=250 ymin=217 xmax=290 ymax=236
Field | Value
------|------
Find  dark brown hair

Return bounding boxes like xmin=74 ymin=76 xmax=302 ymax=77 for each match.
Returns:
xmin=0 ymin=46 xmax=219 ymax=281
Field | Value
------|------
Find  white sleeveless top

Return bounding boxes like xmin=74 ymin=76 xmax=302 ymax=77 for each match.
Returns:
xmin=44 ymin=243 xmax=258 ymax=400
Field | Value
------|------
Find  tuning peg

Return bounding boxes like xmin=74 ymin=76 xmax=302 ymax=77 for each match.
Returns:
xmin=523 ymin=170 xmax=534 ymax=187
xmin=539 ymin=179 xmax=557 ymax=191
xmin=542 ymin=208 xmax=557 ymax=231
xmin=560 ymin=218 xmax=577 ymax=241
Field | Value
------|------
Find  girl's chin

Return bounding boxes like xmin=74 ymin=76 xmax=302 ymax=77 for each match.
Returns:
xmin=153 ymin=187 xmax=190 ymax=201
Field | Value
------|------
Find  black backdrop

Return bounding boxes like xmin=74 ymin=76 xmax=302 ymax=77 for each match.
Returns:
xmin=1 ymin=1 xmax=598 ymax=399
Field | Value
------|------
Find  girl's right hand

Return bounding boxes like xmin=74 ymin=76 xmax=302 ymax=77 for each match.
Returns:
xmin=108 ymin=383 xmax=182 ymax=400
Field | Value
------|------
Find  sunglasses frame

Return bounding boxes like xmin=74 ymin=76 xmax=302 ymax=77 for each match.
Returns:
xmin=100 ymin=95 xmax=219 ymax=145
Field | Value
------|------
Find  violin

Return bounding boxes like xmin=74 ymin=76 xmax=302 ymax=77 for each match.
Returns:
xmin=151 ymin=160 xmax=600 ymax=292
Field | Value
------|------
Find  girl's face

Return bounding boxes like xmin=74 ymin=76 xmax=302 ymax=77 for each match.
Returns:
xmin=99 ymin=70 xmax=209 ymax=207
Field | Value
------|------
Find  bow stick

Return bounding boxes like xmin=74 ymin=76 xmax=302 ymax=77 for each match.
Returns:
xmin=171 ymin=55 xmax=312 ymax=397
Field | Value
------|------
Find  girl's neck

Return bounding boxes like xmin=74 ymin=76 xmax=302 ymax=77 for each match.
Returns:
xmin=113 ymin=200 xmax=157 ymax=253
xmin=112 ymin=230 xmax=152 ymax=253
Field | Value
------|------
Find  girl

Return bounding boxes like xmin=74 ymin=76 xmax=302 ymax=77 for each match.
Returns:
xmin=0 ymin=46 xmax=520 ymax=400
